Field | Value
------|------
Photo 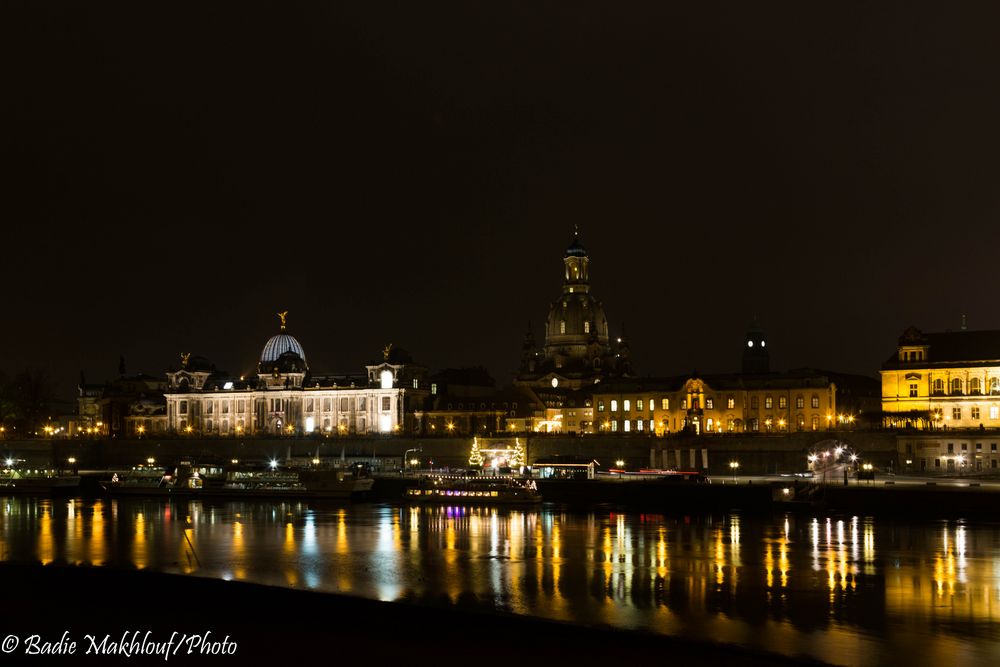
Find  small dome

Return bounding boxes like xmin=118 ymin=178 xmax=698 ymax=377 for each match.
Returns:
xmin=261 ymin=333 xmax=306 ymax=365
xmin=262 ymin=350 xmax=307 ymax=374
xmin=565 ymin=234 xmax=588 ymax=257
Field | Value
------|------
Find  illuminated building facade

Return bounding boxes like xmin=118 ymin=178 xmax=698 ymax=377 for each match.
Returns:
xmin=881 ymin=326 xmax=1000 ymax=429
xmin=162 ymin=315 xmax=429 ymax=436
xmin=592 ymin=371 xmax=837 ymax=435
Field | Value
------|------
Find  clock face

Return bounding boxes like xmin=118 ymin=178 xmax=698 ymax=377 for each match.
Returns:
xmin=551 ymin=378 xmax=559 ymax=388
xmin=761 ymin=341 xmax=766 ymax=347
xmin=747 ymin=340 xmax=754 ymax=348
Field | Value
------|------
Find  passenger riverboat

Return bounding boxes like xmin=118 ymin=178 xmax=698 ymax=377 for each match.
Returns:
xmin=206 ymin=466 xmax=373 ymax=500
xmin=101 ymin=464 xmax=203 ymax=496
xmin=405 ymin=477 xmax=542 ymax=505
xmin=0 ymin=461 xmax=81 ymax=494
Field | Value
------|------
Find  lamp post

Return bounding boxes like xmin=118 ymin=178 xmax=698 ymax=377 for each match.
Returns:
xmin=615 ymin=458 xmax=625 ymax=479
xmin=729 ymin=460 xmax=740 ymax=482
xmin=403 ymin=448 xmax=421 ymax=476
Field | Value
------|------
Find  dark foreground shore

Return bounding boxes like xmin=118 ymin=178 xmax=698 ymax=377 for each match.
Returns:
xmin=0 ymin=562 xmax=826 ymax=666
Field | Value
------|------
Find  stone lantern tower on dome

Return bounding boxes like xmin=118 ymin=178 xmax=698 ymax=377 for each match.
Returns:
xmin=516 ymin=230 xmax=633 ymax=390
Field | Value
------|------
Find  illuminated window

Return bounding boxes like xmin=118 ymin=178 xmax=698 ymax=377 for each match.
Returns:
xmin=727 ymin=396 xmax=735 ymax=409
xmin=812 ymin=416 xmax=819 ymax=430
xmin=623 ymin=399 xmax=631 ymax=412
xmin=611 ymin=421 xmax=618 ymax=432
xmin=764 ymin=396 xmax=772 ymax=409
xmin=991 ymin=378 xmax=1000 ymax=395
xmin=560 ymin=320 xmax=566 ymax=334
xmin=971 ymin=378 xmax=982 ymax=395
xmin=661 ymin=398 xmax=669 ymax=410
xmin=637 ymin=399 xmax=643 ymax=411
xmin=795 ymin=396 xmax=804 ymax=409
xmin=972 ymin=407 xmax=981 ymax=420
xmin=933 ymin=379 xmax=945 ymax=395
xmin=413 ymin=378 xmax=419 ymax=389
xmin=431 ymin=383 xmax=437 ymax=395
xmin=584 ymin=321 xmax=591 ymax=334
xmin=598 ymin=401 xmax=605 ymax=412
xmin=636 ymin=419 xmax=643 ymax=432
xmin=611 ymin=400 xmax=618 ymax=412
xmin=624 ymin=420 xmax=631 ymax=432
xmin=681 ymin=399 xmax=687 ymax=409
xmin=779 ymin=396 xmax=787 ymax=409
xmin=810 ymin=395 xmax=819 ymax=407
xmin=991 ymin=406 xmax=999 ymax=420
xmin=951 ymin=378 xmax=963 ymax=395
xmin=706 ymin=398 xmax=714 ymax=409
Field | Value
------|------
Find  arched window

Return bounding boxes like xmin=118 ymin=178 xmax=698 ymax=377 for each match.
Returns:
xmin=933 ymin=379 xmax=945 ymax=395
xmin=951 ymin=378 xmax=963 ymax=395
xmin=970 ymin=378 xmax=982 ymax=395
xmin=991 ymin=378 xmax=1000 ymax=395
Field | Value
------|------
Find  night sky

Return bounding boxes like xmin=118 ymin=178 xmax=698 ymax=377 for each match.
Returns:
xmin=4 ymin=2 xmax=1000 ymax=401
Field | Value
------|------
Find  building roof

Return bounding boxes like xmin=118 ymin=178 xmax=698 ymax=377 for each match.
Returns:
xmin=883 ymin=328 xmax=1000 ymax=369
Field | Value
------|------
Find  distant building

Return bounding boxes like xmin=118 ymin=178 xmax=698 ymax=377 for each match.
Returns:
xmin=591 ymin=321 xmax=841 ymax=435
xmin=77 ymin=361 xmax=167 ymax=437
xmin=516 ymin=231 xmax=633 ymax=391
xmin=881 ymin=325 xmax=1000 ymax=429
xmin=162 ymin=314 xmax=428 ymax=436
xmin=593 ymin=370 xmax=837 ymax=435
xmin=417 ymin=367 xmax=523 ymax=435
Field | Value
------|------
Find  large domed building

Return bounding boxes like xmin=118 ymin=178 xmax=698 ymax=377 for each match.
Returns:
xmin=517 ymin=231 xmax=633 ymax=390
xmin=162 ymin=312 xmax=429 ymax=436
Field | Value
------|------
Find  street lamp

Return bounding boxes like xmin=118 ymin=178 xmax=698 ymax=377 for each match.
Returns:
xmin=729 ymin=460 xmax=740 ymax=482
xmin=615 ymin=458 xmax=625 ymax=479
xmin=404 ymin=448 xmax=422 ymax=475
xmin=146 ymin=457 xmax=155 ymax=466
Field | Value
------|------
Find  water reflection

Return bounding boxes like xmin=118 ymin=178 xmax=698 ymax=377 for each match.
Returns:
xmin=2 ymin=497 xmax=1000 ymax=666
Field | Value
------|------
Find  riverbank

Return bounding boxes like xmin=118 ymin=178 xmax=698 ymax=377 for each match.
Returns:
xmin=0 ymin=562 xmax=825 ymax=666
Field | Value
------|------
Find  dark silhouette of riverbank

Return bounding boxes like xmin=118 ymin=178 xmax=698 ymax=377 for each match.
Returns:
xmin=0 ymin=562 xmax=827 ymax=666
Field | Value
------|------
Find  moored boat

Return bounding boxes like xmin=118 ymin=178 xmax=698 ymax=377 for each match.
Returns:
xmin=405 ymin=477 xmax=541 ymax=504
xmin=205 ymin=466 xmax=373 ymax=500
xmin=0 ymin=463 xmax=81 ymax=494
xmin=101 ymin=464 xmax=203 ymax=497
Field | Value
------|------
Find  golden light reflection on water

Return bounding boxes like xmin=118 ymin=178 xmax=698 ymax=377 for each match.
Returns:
xmin=6 ymin=497 xmax=1000 ymax=666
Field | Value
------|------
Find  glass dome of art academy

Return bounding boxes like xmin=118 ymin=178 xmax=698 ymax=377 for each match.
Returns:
xmin=260 ymin=311 xmax=307 ymax=365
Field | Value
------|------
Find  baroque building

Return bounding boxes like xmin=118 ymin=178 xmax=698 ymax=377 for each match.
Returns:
xmin=881 ymin=325 xmax=1000 ymax=429
xmin=162 ymin=314 xmax=429 ymax=436
xmin=590 ymin=321 xmax=841 ymax=436
xmin=516 ymin=231 xmax=633 ymax=391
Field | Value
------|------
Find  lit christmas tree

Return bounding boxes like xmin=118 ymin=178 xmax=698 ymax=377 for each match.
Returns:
xmin=469 ymin=436 xmax=484 ymax=467
xmin=510 ymin=438 xmax=524 ymax=468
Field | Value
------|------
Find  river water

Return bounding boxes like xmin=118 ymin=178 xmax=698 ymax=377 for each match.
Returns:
xmin=2 ymin=496 xmax=999 ymax=666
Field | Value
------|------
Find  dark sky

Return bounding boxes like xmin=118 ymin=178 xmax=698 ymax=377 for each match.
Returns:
xmin=3 ymin=1 xmax=1000 ymax=401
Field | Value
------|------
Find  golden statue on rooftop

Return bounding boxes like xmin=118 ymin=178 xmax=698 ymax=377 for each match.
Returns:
xmin=383 ymin=343 xmax=393 ymax=361
xmin=180 ymin=352 xmax=191 ymax=368
xmin=277 ymin=311 xmax=288 ymax=331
